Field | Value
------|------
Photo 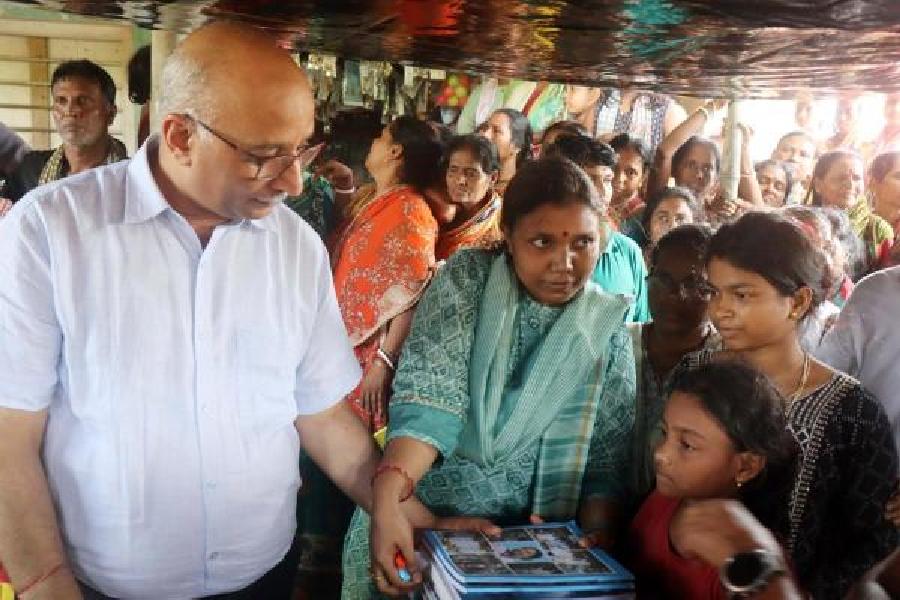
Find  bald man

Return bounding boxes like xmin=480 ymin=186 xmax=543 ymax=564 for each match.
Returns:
xmin=0 ymin=21 xmax=416 ymax=599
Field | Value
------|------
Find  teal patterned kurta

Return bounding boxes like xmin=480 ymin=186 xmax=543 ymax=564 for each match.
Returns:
xmin=284 ymin=172 xmax=336 ymax=242
xmin=341 ymin=249 xmax=636 ymax=600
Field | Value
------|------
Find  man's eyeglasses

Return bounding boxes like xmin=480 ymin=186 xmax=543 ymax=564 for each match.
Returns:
xmin=647 ymin=270 xmax=716 ymax=301
xmin=187 ymin=115 xmax=323 ymax=181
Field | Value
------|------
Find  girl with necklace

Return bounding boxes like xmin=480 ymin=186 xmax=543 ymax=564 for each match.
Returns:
xmin=678 ymin=212 xmax=898 ymax=599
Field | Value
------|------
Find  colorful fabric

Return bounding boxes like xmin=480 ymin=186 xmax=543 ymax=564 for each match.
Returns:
xmin=284 ymin=172 xmax=336 ymax=241
xmin=459 ymin=251 xmax=631 ymax=517
xmin=831 ymin=275 xmax=854 ymax=307
xmin=847 ymin=197 xmax=894 ymax=273
xmin=524 ymin=83 xmax=566 ymax=134
xmin=609 ymin=195 xmax=645 ymax=231
xmin=678 ymin=350 xmax=899 ymax=600
xmin=37 ymin=136 xmax=127 ymax=186
xmin=331 ymin=185 xmax=438 ymax=430
xmin=435 ymin=192 xmax=502 ymax=261
xmin=457 ymin=80 xmax=565 ymax=134
xmin=591 ymin=229 xmax=650 ymax=323
xmin=627 ymin=491 xmax=726 ymax=600
xmin=340 ymin=249 xmax=636 ymax=600
xmin=593 ymin=92 xmax=672 ymax=152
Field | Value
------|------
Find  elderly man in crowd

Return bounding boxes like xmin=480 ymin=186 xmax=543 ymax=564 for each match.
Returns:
xmin=0 ymin=59 xmax=127 ymax=204
xmin=0 ymin=21 xmax=429 ymax=600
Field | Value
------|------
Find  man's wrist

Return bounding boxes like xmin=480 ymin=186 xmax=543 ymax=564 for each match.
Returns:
xmin=719 ymin=548 xmax=788 ymax=598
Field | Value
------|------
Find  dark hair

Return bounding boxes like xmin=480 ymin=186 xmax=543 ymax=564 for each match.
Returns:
xmin=429 ymin=122 xmax=455 ymax=146
xmin=609 ymin=133 xmax=652 ymax=173
xmin=870 ymin=151 xmax=900 ymax=183
xmin=493 ymin=108 xmax=534 ymax=167
xmin=501 ymin=156 xmax=601 ymax=233
xmin=542 ymin=120 xmax=589 ymax=144
xmin=543 ymin=134 xmax=616 ymax=169
xmin=640 ymin=185 xmax=699 ymax=241
xmin=669 ymin=360 xmax=796 ymax=533
xmin=807 ymin=150 xmax=863 ymax=206
xmin=444 ymin=134 xmax=500 ymax=175
xmin=672 ymin=136 xmax=721 ymax=177
xmin=52 ymin=59 xmax=117 ymax=107
xmin=707 ymin=212 xmax=829 ymax=316
xmin=127 ymin=45 xmax=151 ymax=104
xmin=780 ymin=206 xmax=840 ymax=295
xmin=650 ymin=223 xmax=713 ymax=268
xmin=754 ymin=159 xmax=794 ymax=202
xmin=389 ymin=116 xmax=444 ymax=194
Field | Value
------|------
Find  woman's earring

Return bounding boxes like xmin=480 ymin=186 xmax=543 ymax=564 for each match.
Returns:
xmin=736 ymin=478 xmax=744 ymax=488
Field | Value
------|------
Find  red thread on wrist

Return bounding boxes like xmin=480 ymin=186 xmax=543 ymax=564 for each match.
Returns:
xmin=17 ymin=562 xmax=67 ymax=598
xmin=372 ymin=464 xmax=415 ymax=502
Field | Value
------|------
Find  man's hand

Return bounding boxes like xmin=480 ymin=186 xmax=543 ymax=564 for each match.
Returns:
xmin=670 ymin=499 xmax=781 ymax=570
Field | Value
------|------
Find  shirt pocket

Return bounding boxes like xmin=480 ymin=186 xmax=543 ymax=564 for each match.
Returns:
xmin=234 ymin=328 xmax=300 ymax=432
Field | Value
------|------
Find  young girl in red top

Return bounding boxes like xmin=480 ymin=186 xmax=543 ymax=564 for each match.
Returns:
xmin=627 ymin=361 xmax=796 ymax=599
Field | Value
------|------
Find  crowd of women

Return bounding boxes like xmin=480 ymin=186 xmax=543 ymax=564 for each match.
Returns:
xmin=288 ymin=92 xmax=900 ymax=599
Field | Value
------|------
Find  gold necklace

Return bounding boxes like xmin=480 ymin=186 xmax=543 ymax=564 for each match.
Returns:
xmin=788 ymin=352 xmax=811 ymax=405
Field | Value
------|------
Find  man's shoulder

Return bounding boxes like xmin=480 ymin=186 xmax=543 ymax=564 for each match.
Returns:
xmin=19 ymin=149 xmax=53 ymax=167
xmin=16 ymin=158 xmax=130 ymax=219
xmin=850 ymin=266 xmax=900 ymax=305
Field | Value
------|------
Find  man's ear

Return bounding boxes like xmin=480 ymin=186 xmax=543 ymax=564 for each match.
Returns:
xmin=160 ymin=114 xmax=195 ymax=167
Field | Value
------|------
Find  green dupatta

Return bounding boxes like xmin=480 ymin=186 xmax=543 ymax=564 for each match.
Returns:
xmin=457 ymin=254 xmax=629 ymax=519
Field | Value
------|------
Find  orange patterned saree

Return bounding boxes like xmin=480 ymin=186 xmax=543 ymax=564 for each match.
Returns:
xmin=331 ymin=185 xmax=438 ymax=430
xmin=435 ymin=193 xmax=503 ymax=261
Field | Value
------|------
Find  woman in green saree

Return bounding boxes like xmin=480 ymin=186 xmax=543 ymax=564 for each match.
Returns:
xmin=342 ymin=156 xmax=637 ymax=599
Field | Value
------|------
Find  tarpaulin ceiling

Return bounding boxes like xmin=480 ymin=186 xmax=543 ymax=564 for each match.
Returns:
xmin=11 ymin=0 xmax=900 ymax=98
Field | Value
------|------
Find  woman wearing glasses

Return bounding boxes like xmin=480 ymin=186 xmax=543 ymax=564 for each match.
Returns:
xmin=627 ymin=224 xmax=719 ymax=504
xmin=329 ymin=116 xmax=443 ymax=433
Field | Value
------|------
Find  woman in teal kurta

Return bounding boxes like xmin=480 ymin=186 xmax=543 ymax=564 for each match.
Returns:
xmin=341 ymin=157 xmax=637 ymax=599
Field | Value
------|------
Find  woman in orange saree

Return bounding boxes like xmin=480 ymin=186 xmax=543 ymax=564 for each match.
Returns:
xmin=436 ymin=135 xmax=504 ymax=261
xmin=331 ymin=116 xmax=443 ymax=431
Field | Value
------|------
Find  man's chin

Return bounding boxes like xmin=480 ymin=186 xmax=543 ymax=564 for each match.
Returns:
xmin=242 ymin=199 xmax=278 ymax=220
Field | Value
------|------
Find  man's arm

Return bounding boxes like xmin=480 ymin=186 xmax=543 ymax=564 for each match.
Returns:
xmin=0 ymin=407 xmax=81 ymax=599
xmin=295 ymin=400 xmax=382 ymax=512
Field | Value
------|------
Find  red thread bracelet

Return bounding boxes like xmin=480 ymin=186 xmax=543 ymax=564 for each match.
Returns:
xmin=17 ymin=562 xmax=67 ymax=598
xmin=372 ymin=464 xmax=415 ymax=502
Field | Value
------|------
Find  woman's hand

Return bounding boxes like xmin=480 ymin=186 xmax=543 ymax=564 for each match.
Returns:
xmin=370 ymin=500 xmax=420 ymax=596
xmin=0 ymin=198 xmax=12 ymax=218
xmin=704 ymin=98 xmax=730 ymax=114
xmin=433 ymin=516 xmax=502 ymax=537
xmin=360 ymin=360 xmax=392 ymax=425
xmin=316 ymin=159 xmax=354 ymax=191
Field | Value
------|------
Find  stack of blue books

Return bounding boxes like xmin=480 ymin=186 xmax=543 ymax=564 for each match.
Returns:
xmin=420 ymin=522 xmax=635 ymax=599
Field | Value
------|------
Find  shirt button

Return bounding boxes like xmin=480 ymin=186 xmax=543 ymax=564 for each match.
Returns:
xmin=206 ymin=481 xmax=216 ymax=489
xmin=209 ymin=552 xmax=219 ymax=560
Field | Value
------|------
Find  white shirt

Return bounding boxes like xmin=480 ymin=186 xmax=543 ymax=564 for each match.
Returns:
xmin=816 ymin=266 xmax=900 ymax=452
xmin=798 ymin=300 xmax=840 ymax=352
xmin=0 ymin=137 xmax=362 ymax=599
